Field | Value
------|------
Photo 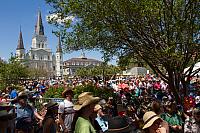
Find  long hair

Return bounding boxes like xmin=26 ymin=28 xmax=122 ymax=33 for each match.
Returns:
xmin=42 ymin=109 xmax=55 ymax=125
xmin=71 ymin=110 xmax=82 ymax=132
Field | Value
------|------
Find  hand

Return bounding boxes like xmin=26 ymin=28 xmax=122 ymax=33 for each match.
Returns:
xmin=156 ymin=127 xmax=166 ymax=133
xmin=63 ymin=128 xmax=69 ymax=133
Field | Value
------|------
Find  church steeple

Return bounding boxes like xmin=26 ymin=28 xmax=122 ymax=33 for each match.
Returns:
xmin=56 ymin=35 xmax=62 ymax=53
xmin=17 ymin=27 xmax=25 ymax=50
xmin=35 ymin=10 xmax=44 ymax=35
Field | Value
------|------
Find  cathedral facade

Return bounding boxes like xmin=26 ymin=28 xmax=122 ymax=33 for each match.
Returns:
xmin=16 ymin=11 xmax=63 ymax=78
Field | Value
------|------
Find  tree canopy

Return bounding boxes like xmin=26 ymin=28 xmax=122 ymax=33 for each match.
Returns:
xmin=0 ymin=56 xmax=29 ymax=90
xmin=46 ymin=0 xmax=200 ymax=103
xmin=75 ymin=64 xmax=120 ymax=77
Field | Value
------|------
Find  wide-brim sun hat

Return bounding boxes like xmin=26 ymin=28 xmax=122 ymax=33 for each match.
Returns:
xmin=143 ymin=111 xmax=161 ymax=129
xmin=107 ymin=116 xmax=132 ymax=133
xmin=73 ymin=92 xmax=100 ymax=111
xmin=0 ymin=103 xmax=14 ymax=119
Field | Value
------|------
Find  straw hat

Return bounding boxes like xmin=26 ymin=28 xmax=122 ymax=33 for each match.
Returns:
xmin=73 ymin=92 xmax=100 ymax=111
xmin=107 ymin=116 xmax=132 ymax=133
xmin=0 ymin=103 xmax=15 ymax=119
xmin=62 ymin=88 xmax=73 ymax=98
xmin=143 ymin=111 xmax=161 ymax=129
xmin=94 ymin=104 xmax=102 ymax=112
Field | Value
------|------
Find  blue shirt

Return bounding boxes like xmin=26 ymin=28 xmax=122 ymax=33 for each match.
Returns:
xmin=15 ymin=104 xmax=35 ymax=122
xmin=95 ymin=115 xmax=108 ymax=132
xmin=10 ymin=89 xmax=18 ymax=99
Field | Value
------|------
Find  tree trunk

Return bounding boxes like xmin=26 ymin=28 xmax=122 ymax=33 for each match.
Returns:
xmin=168 ymin=71 xmax=181 ymax=104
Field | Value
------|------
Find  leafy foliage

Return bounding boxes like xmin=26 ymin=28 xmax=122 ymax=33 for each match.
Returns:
xmin=43 ymin=85 xmax=113 ymax=99
xmin=0 ymin=56 xmax=29 ymax=90
xmin=43 ymin=87 xmax=64 ymax=98
xmin=73 ymin=84 xmax=113 ymax=99
xmin=75 ymin=64 xmax=120 ymax=77
xmin=46 ymin=0 xmax=200 ymax=103
xmin=28 ymin=68 xmax=50 ymax=79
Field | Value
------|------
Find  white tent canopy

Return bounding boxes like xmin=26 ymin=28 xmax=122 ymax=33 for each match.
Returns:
xmin=184 ymin=62 xmax=200 ymax=76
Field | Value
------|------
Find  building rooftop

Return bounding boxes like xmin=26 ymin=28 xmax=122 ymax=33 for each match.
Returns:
xmin=64 ymin=57 xmax=102 ymax=63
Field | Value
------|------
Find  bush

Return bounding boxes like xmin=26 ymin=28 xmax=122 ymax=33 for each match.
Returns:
xmin=43 ymin=87 xmax=64 ymax=98
xmin=43 ymin=84 xmax=113 ymax=99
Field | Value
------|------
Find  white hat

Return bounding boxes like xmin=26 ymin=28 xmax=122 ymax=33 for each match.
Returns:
xmin=143 ymin=111 xmax=161 ymax=129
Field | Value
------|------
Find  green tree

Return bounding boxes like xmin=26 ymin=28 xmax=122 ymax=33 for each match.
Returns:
xmin=46 ymin=0 xmax=200 ymax=103
xmin=76 ymin=64 xmax=119 ymax=77
xmin=28 ymin=68 xmax=49 ymax=79
xmin=0 ymin=56 xmax=29 ymax=90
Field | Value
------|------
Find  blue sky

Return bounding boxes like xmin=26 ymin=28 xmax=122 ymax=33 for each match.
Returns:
xmin=0 ymin=0 xmax=116 ymax=65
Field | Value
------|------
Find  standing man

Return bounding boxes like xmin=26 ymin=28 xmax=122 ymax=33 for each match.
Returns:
xmin=15 ymin=92 xmax=43 ymax=133
xmin=58 ymin=88 xmax=75 ymax=133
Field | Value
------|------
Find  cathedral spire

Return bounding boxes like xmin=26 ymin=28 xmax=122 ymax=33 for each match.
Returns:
xmin=35 ymin=10 xmax=44 ymax=35
xmin=56 ymin=35 xmax=62 ymax=53
xmin=16 ymin=27 xmax=25 ymax=50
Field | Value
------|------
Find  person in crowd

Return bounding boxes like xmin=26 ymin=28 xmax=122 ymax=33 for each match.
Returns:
xmin=72 ymin=92 xmax=100 ymax=133
xmin=15 ymin=92 xmax=43 ymax=133
xmin=153 ymin=79 xmax=161 ymax=94
xmin=151 ymin=100 xmax=169 ymax=133
xmin=106 ymin=97 xmax=118 ymax=117
xmin=146 ymin=79 xmax=153 ymax=94
xmin=106 ymin=115 xmax=132 ymax=133
xmin=8 ymin=86 xmax=18 ymax=99
xmin=1 ymin=93 xmax=10 ymax=102
xmin=125 ymin=105 xmax=141 ymax=132
xmin=58 ymin=88 xmax=75 ymax=133
xmin=94 ymin=104 xmax=108 ymax=133
xmin=143 ymin=111 xmax=167 ymax=133
xmin=0 ymin=102 xmax=16 ymax=133
xmin=184 ymin=108 xmax=200 ymax=133
xmin=15 ymin=92 xmax=35 ymax=133
xmin=138 ymin=78 xmax=147 ymax=96
xmin=161 ymin=101 xmax=183 ymax=133
xmin=42 ymin=101 xmax=58 ymax=133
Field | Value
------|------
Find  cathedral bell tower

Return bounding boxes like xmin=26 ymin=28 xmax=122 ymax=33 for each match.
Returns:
xmin=31 ymin=10 xmax=47 ymax=49
xmin=56 ymin=35 xmax=63 ymax=78
xmin=16 ymin=28 xmax=25 ymax=59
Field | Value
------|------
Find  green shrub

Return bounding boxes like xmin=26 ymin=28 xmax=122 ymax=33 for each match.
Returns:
xmin=43 ymin=84 xmax=113 ymax=99
xmin=43 ymin=87 xmax=64 ymax=98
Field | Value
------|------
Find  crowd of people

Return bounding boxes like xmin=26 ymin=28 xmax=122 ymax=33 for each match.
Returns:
xmin=0 ymin=74 xmax=200 ymax=133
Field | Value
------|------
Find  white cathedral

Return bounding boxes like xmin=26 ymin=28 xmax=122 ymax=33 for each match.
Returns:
xmin=16 ymin=11 xmax=63 ymax=78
